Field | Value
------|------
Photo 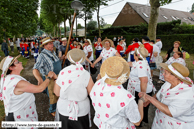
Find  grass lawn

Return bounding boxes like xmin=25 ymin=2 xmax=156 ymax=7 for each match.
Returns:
xmin=0 ymin=44 xmax=29 ymax=122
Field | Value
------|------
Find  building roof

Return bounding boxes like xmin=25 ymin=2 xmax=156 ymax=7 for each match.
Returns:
xmin=127 ymin=2 xmax=194 ymax=25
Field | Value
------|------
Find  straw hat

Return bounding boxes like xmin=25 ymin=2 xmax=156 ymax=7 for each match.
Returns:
xmin=135 ymin=45 xmax=148 ymax=60
xmin=160 ymin=62 xmax=192 ymax=85
xmin=40 ymin=37 xmax=54 ymax=47
xmin=100 ymin=56 xmax=130 ymax=85
xmin=102 ymin=39 xmax=114 ymax=47
xmin=0 ymin=55 xmax=21 ymax=77
xmin=67 ymin=49 xmax=86 ymax=64
xmin=84 ymin=39 xmax=92 ymax=45
xmin=61 ymin=37 xmax=67 ymax=41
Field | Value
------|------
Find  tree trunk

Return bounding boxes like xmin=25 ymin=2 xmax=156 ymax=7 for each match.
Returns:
xmin=53 ymin=25 xmax=55 ymax=37
xmin=56 ymin=23 xmax=58 ymax=38
xmin=147 ymin=0 xmax=160 ymax=41
xmin=84 ymin=12 xmax=87 ymax=39
xmin=59 ymin=22 xmax=61 ymax=38
xmin=76 ymin=16 xmax=77 ymax=38
xmin=97 ymin=1 xmax=101 ymax=37
xmin=64 ymin=16 xmax=67 ymax=37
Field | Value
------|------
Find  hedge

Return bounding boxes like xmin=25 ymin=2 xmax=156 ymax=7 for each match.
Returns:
xmin=87 ymin=34 xmax=194 ymax=54
xmin=89 ymin=20 xmax=194 ymax=36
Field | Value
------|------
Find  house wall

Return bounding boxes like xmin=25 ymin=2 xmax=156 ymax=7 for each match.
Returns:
xmin=112 ymin=3 xmax=147 ymax=26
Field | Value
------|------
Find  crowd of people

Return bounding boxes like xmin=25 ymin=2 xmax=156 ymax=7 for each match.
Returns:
xmin=0 ymin=35 xmax=194 ymax=129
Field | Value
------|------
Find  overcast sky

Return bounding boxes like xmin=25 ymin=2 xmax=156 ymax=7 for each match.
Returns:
xmin=37 ymin=0 xmax=194 ymax=28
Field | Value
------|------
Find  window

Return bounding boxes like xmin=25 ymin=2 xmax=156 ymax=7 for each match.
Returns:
xmin=183 ymin=18 xmax=188 ymax=20
xmin=171 ymin=16 xmax=177 ymax=20
xmin=162 ymin=15 xmax=168 ymax=19
xmin=142 ymin=13 xmax=149 ymax=18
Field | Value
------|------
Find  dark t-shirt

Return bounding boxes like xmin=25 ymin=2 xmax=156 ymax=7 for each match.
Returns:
xmin=59 ymin=45 xmax=71 ymax=55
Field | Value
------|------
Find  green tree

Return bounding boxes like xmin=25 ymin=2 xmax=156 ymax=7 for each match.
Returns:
xmin=87 ymin=20 xmax=97 ymax=33
xmin=100 ymin=17 xmax=107 ymax=28
xmin=77 ymin=23 xmax=84 ymax=29
xmin=147 ymin=0 xmax=172 ymax=40
xmin=190 ymin=3 xmax=194 ymax=13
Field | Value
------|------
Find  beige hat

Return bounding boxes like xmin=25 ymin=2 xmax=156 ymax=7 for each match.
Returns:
xmin=67 ymin=49 xmax=86 ymax=64
xmin=102 ymin=39 xmax=114 ymax=47
xmin=85 ymin=39 xmax=92 ymax=45
xmin=135 ymin=45 xmax=148 ymax=60
xmin=40 ymin=37 xmax=54 ymax=47
xmin=100 ymin=56 xmax=130 ymax=85
xmin=61 ymin=37 xmax=67 ymax=41
xmin=0 ymin=55 xmax=21 ymax=77
xmin=160 ymin=62 xmax=192 ymax=85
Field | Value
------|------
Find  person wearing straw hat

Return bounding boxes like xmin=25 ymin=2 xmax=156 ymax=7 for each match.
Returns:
xmin=0 ymin=55 xmax=56 ymax=126
xmin=58 ymin=37 xmax=71 ymax=68
xmin=33 ymin=37 xmax=61 ymax=116
xmin=139 ymin=62 xmax=194 ymax=129
xmin=90 ymin=56 xmax=144 ymax=129
xmin=127 ymin=46 xmax=156 ymax=126
xmin=158 ymin=51 xmax=186 ymax=83
xmin=54 ymin=49 xmax=94 ymax=129
xmin=91 ymin=39 xmax=121 ymax=68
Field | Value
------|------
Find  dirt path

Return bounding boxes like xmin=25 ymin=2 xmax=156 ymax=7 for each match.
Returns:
xmin=21 ymin=58 xmax=162 ymax=129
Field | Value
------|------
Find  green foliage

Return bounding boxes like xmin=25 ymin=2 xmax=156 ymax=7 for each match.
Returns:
xmin=87 ymin=20 xmax=97 ymax=33
xmin=100 ymin=17 xmax=107 ymax=28
xmin=159 ymin=0 xmax=172 ymax=6
xmin=0 ymin=0 xmax=39 ymax=39
xmin=190 ymin=3 xmax=194 ymax=13
xmin=77 ymin=23 xmax=84 ymax=29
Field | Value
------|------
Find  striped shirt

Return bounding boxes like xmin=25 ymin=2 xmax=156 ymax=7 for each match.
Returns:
xmin=33 ymin=49 xmax=59 ymax=76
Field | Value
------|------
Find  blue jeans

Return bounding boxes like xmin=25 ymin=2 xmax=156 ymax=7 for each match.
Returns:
xmin=3 ymin=50 xmax=8 ymax=56
xmin=96 ymin=50 xmax=102 ymax=64
xmin=120 ymin=52 xmax=124 ymax=57
xmin=146 ymin=57 xmax=150 ymax=64
xmin=42 ymin=76 xmax=56 ymax=113
xmin=130 ymin=54 xmax=135 ymax=62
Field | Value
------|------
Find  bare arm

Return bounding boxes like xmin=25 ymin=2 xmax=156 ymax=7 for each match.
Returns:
xmin=91 ymin=56 xmax=103 ymax=68
xmin=139 ymin=77 xmax=148 ymax=93
xmin=54 ymin=82 xmax=61 ymax=97
xmin=146 ymin=94 xmax=172 ymax=117
xmin=85 ymin=58 xmax=92 ymax=65
xmin=33 ymin=69 xmax=43 ymax=85
xmin=87 ymin=52 xmax=92 ymax=58
xmin=14 ymin=71 xmax=55 ymax=95
xmin=115 ymin=52 xmax=121 ymax=57
xmin=133 ymin=100 xmax=144 ymax=126
xmin=86 ymin=76 xmax=94 ymax=94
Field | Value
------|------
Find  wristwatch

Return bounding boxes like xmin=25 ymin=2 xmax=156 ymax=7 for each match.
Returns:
xmin=139 ymin=97 xmax=145 ymax=103
xmin=46 ymin=76 xmax=52 ymax=80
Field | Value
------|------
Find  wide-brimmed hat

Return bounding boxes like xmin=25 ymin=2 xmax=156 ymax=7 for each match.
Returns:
xmin=84 ymin=39 xmax=92 ymax=45
xmin=100 ymin=56 xmax=130 ymax=85
xmin=102 ymin=39 xmax=114 ymax=47
xmin=0 ymin=55 xmax=21 ymax=77
xmin=61 ymin=37 xmax=67 ymax=41
xmin=40 ymin=37 xmax=54 ymax=47
xmin=160 ymin=62 xmax=192 ymax=85
xmin=67 ymin=49 xmax=86 ymax=64
xmin=135 ymin=46 xmax=148 ymax=60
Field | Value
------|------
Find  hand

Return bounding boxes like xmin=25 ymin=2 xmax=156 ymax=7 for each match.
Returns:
xmin=52 ymin=73 xmax=58 ymax=80
xmin=91 ymin=64 xmax=95 ymax=68
xmin=48 ymin=71 xmax=55 ymax=78
xmin=143 ymin=100 xmax=151 ymax=107
xmin=128 ymin=62 xmax=133 ymax=67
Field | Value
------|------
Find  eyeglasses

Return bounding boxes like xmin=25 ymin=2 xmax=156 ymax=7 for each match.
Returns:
xmin=14 ymin=61 xmax=21 ymax=64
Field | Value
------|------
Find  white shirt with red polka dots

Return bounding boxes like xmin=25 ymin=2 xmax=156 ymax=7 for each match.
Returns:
xmin=90 ymin=79 xmax=140 ymax=129
xmin=2 ymin=74 xmax=38 ymax=127
xmin=100 ymin=47 xmax=117 ymax=63
xmin=127 ymin=60 xmax=155 ymax=95
xmin=56 ymin=64 xmax=91 ymax=121
xmin=84 ymin=45 xmax=94 ymax=61
xmin=152 ymin=79 xmax=194 ymax=129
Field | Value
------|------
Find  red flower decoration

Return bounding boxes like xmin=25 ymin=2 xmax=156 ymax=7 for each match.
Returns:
xmin=61 ymin=72 xmax=64 ymax=75
xmin=100 ymin=93 xmax=103 ymax=97
xmin=3 ymin=87 xmax=6 ymax=90
xmin=98 ymin=103 xmax=101 ymax=107
xmin=10 ymin=77 xmax=14 ymax=80
xmin=111 ymin=92 xmax=115 ymax=97
xmin=26 ymin=114 xmax=29 ymax=118
xmin=68 ymin=70 xmax=71 ymax=73
xmin=17 ymin=115 xmax=21 ymax=119
xmin=106 ymin=103 xmax=110 ymax=108
xmin=32 ymin=111 xmax=34 ymax=114
xmin=92 ymin=103 xmax=95 ymax=106
xmin=105 ymin=114 xmax=109 ymax=118
xmin=94 ymin=92 xmax=96 ymax=96
xmin=127 ymin=94 xmax=132 ymax=98
xmin=167 ymin=93 xmax=170 ymax=95
xmin=80 ymin=67 xmax=83 ymax=71
xmin=68 ymin=80 xmax=72 ymax=83
xmin=120 ymin=102 xmax=125 ymax=107
xmin=76 ymin=68 xmax=79 ymax=70
xmin=117 ymin=86 xmax=121 ymax=89
xmin=97 ymin=114 xmax=100 ymax=118
xmin=140 ymin=66 xmax=143 ymax=69
xmin=62 ymin=82 xmax=64 ymax=85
